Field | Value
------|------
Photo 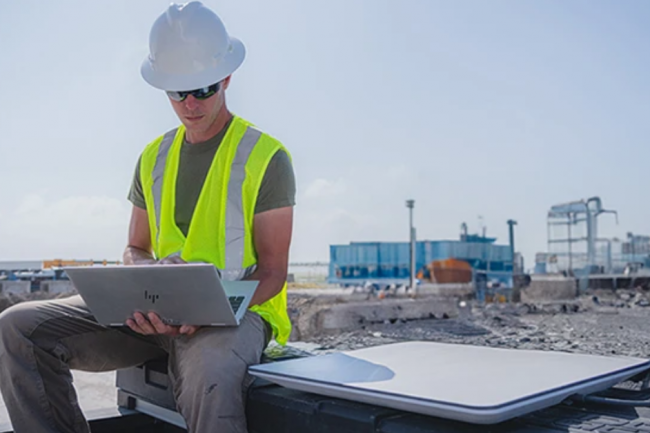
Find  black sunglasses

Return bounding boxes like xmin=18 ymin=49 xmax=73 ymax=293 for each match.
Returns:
xmin=166 ymin=82 xmax=221 ymax=102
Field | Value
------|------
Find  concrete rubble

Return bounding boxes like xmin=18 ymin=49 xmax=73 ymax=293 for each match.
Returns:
xmin=289 ymin=287 xmax=650 ymax=359
xmin=287 ymin=293 xmax=458 ymax=341
xmin=519 ymin=275 xmax=577 ymax=302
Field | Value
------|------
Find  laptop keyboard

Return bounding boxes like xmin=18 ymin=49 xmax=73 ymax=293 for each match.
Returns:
xmin=229 ymin=296 xmax=245 ymax=314
xmin=159 ymin=296 xmax=246 ymax=326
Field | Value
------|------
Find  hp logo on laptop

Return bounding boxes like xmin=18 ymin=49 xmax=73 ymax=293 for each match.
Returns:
xmin=144 ymin=290 xmax=160 ymax=304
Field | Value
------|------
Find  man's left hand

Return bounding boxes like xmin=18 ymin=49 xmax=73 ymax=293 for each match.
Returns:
xmin=158 ymin=254 xmax=186 ymax=265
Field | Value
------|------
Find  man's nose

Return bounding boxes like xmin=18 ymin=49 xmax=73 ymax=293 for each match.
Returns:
xmin=183 ymin=95 xmax=200 ymax=110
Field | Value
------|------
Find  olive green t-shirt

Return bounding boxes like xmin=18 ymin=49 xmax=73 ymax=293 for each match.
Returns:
xmin=128 ymin=120 xmax=296 ymax=236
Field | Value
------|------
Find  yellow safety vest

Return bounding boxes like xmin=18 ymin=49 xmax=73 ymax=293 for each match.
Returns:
xmin=139 ymin=115 xmax=292 ymax=345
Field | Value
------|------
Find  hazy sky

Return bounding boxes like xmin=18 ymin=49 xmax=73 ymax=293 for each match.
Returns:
xmin=0 ymin=1 xmax=648 ymax=268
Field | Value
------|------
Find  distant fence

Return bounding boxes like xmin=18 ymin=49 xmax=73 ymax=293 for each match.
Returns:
xmin=288 ymin=263 xmax=329 ymax=283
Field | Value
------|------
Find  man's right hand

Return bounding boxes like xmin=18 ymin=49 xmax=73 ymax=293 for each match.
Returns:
xmin=123 ymin=245 xmax=157 ymax=265
xmin=123 ymin=207 xmax=187 ymax=266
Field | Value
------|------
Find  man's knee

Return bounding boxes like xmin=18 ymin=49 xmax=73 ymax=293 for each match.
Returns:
xmin=0 ymin=302 xmax=40 ymax=350
xmin=171 ymin=319 xmax=266 ymax=414
xmin=173 ymin=351 xmax=251 ymax=432
xmin=191 ymin=348 xmax=247 ymax=388
xmin=174 ymin=347 xmax=251 ymax=409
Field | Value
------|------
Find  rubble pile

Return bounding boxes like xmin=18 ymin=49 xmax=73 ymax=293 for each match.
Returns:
xmin=588 ymin=288 xmax=650 ymax=309
xmin=307 ymin=289 xmax=650 ymax=358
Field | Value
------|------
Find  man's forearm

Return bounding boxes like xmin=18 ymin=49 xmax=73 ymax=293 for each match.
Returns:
xmin=123 ymin=246 xmax=157 ymax=265
xmin=246 ymin=267 xmax=287 ymax=306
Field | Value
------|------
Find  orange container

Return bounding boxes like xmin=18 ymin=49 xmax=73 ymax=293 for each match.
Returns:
xmin=422 ymin=258 xmax=473 ymax=284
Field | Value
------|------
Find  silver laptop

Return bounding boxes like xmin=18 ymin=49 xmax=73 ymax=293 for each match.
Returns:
xmin=64 ymin=263 xmax=258 ymax=327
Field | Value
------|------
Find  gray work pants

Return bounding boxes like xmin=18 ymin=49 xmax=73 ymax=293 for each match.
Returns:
xmin=0 ymin=295 xmax=269 ymax=433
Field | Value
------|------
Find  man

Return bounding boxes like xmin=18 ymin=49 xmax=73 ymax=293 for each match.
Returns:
xmin=0 ymin=2 xmax=295 ymax=432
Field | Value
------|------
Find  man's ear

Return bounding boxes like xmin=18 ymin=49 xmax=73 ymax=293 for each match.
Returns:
xmin=222 ymin=75 xmax=232 ymax=90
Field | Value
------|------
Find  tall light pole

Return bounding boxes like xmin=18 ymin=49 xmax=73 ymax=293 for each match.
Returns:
xmin=406 ymin=200 xmax=416 ymax=291
xmin=507 ymin=219 xmax=517 ymax=274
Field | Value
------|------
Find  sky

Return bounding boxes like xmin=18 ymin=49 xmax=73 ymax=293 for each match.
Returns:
xmin=0 ymin=0 xmax=648 ymax=269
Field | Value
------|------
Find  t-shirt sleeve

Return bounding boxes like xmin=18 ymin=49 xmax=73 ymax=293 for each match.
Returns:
xmin=128 ymin=154 xmax=147 ymax=209
xmin=255 ymin=150 xmax=296 ymax=214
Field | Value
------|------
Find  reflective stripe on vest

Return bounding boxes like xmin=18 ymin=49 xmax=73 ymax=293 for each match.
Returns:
xmin=151 ymin=129 xmax=177 ymax=247
xmin=223 ymin=127 xmax=262 ymax=280
xmin=151 ymin=125 xmax=262 ymax=281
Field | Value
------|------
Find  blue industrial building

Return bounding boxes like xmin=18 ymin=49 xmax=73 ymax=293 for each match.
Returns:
xmin=328 ymin=235 xmax=513 ymax=287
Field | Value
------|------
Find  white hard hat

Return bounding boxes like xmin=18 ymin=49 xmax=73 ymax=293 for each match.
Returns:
xmin=141 ymin=1 xmax=245 ymax=91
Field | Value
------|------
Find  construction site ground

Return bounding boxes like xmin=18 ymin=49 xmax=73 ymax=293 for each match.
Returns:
xmin=307 ymin=296 xmax=650 ymax=358
xmin=1 ymin=286 xmax=650 ymax=427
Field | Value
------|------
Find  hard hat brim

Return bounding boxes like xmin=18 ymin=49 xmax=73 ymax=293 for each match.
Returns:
xmin=140 ymin=37 xmax=245 ymax=91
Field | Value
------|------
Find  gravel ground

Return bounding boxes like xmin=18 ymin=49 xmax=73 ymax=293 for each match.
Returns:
xmin=308 ymin=290 xmax=650 ymax=359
